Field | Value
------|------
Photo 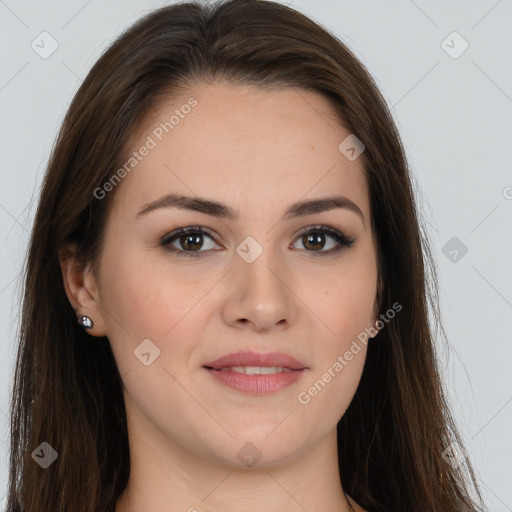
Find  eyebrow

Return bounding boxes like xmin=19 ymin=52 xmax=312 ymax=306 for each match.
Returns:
xmin=135 ymin=193 xmax=365 ymax=225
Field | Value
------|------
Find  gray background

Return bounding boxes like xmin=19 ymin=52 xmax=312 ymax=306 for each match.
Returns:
xmin=1 ymin=0 xmax=511 ymax=510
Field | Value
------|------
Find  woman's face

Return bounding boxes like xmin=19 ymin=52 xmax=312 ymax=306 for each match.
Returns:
xmin=88 ymin=82 xmax=379 ymax=467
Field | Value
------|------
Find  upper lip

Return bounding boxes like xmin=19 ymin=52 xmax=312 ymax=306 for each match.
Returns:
xmin=203 ymin=351 xmax=307 ymax=370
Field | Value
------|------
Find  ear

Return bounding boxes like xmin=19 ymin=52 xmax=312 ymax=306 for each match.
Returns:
xmin=58 ymin=243 xmax=107 ymax=337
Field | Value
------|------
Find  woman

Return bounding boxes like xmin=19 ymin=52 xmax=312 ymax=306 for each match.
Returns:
xmin=6 ymin=1 xmax=486 ymax=511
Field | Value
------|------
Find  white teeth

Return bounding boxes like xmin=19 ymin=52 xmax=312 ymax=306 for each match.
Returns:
xmin=220 ymin=366 xmax=292 ymax=375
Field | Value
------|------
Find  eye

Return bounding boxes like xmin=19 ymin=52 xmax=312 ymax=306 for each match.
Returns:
xmin=159 ymin=224 xmax=355 ymax=258
xmin=159 ymin=226 xmax=220 ymax=258
xmin=291 ymin=225 xmax=355 ymax=258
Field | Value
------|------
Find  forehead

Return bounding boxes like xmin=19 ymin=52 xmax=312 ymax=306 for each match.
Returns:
xmin=109 ymin=82 xmax=370 ymax=221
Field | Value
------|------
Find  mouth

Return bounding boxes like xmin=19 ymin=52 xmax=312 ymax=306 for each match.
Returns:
xmin=202 ymin=351 xmax=308 ymax=395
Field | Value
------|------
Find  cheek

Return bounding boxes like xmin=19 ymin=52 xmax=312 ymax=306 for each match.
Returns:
xmin=294 ymin=345 xmax=366 ymax=438
xmin=295 ymin=268 xmax=374 ymax=426
xmin=99 ymin=242 xmax=206 ymax=337
xmin=299 ymin=254 xmax=377 ymax=420
xmin=97 ymin=244 xmax=206 ymax=379
xmin=315 ymin=257 xmax=377 ymax=348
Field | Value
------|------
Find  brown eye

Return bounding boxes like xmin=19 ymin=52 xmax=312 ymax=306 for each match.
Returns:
xmin=160 ymin=226 xmax=220 ymax=258
xmin=178 ymin=233 xmax=204 ymax=252
xmin=292 ymin=225 xmax=355 ymax=257
xmin=301 ymin=232 xmax=327 ymax=251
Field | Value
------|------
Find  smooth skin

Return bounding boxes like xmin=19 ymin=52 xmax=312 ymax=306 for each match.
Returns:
xmin=60 ymin=81 xmax=378 ymax=512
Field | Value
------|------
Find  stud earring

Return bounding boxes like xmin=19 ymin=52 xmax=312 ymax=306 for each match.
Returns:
xmin=80 ymin=315 xmax=94 ymax=330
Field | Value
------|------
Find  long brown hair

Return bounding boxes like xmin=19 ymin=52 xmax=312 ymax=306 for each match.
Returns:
xmin=7 ymin=1 xmax=486 ymax=511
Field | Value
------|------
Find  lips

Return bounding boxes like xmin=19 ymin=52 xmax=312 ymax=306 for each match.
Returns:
xmin=203 ymin=350 xmax=307 ymax=371
xmin=203 ymin=351 xmax=307 ymax=395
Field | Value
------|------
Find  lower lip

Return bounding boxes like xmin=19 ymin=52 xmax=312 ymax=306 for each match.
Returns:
xmin=204 ymin=368 xmax=306 ymax=395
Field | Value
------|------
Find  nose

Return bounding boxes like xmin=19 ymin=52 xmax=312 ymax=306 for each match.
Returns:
xmin=221 ymin=243 xmax=298 ymax=333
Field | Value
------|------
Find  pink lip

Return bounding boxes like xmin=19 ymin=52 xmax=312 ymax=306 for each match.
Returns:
xmin=203 ymin=351 xmax=308 ymax=395
xmin=203 ymin=351 xmax=307 ymax=370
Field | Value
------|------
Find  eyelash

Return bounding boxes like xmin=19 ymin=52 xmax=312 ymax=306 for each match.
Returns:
xmin=159 ymin=224 xmax=355 ymax=259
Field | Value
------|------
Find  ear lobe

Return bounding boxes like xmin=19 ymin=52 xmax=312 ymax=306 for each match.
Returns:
xmin=58 ymin=243 xmax=106 ymax=336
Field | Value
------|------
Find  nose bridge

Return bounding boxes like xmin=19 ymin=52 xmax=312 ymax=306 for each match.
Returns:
xmin=223 ymin=231 xmax=294 ymax=329
xmin=236 ymin=232 xmax=283 ymax=297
